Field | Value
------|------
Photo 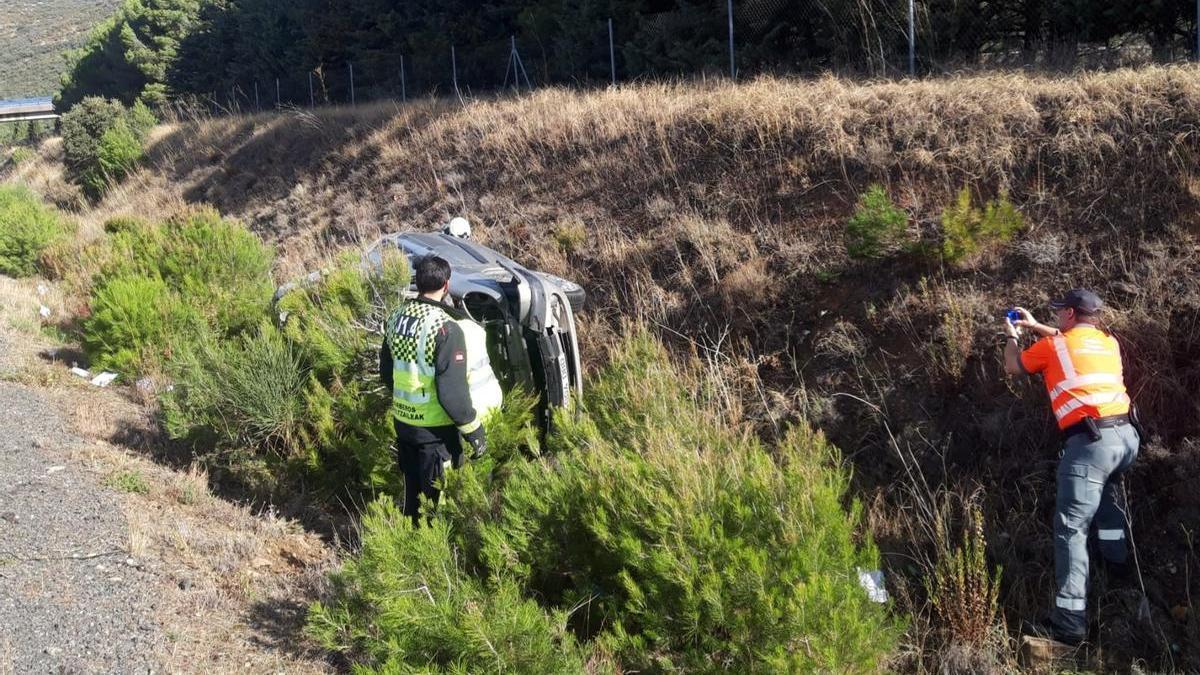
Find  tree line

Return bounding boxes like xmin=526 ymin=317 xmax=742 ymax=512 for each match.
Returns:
xmin=57 ymin=0 xmax=1199 ymax=109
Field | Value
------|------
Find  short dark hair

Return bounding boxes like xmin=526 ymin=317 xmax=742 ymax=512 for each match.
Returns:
xmin=414 ymin=255 xmax=451 ymax=293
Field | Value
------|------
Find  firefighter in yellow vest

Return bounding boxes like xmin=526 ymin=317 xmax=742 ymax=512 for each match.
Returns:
xmin=1002 ymin=289 xmax=1138 ymax=645
xmin=380 ymin=255 xmax=502 ymax=523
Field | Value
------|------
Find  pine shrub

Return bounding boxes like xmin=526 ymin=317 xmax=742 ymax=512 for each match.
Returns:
xmin=272 ymin=250 xmax=410 ymax=491
xmin=845 ymin=184 xmax=909 ymax=259
xmin=86 ymin=119 xmax=144 ymax=197
xmin=941 ymin=187 xmax=1024 ymax=264
xmin=307 ymin=497 xmax=589 ymax=674
xmin=82 ymin=275 xmax=202 ymax=374
xmin=315 ymin=327 xmax=902 ymax=673
xmin=0 ymin=184 xmax=72 ymax=277
xmin=60 ymin=96 xmax=154 ymax=199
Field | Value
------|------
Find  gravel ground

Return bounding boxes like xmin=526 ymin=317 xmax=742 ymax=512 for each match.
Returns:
xmin=0 ymin=333 xmax=160 ymax=673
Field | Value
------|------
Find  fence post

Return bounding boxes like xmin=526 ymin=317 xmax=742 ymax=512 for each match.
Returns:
xmin=452 ymin=45 xmax=460 ymax=99
xmin=1196 ymin=0 xmax=1199 ymax=62
xmin=908 ymin=0 xmax=916 ymax=75
xmin=308 ymin=72 xmax=314 ymax=108
xmin=276 ymin=77 xmax=281 ymax=107
xmin=400 ymin=54 xmax=407 ymax=102
xmin=727 ymin=0 xmax=736 ymax=79
xmin=254 ymin=81 xmax=260 ymax=111
xmin=609 ymin=18 xmax=616 ymax=85
xmin=349 ymin=62 xmax=356 ymax=105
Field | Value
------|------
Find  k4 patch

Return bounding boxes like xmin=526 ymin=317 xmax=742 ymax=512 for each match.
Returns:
xmin=453 ymin=351 xmax=465 ymax=363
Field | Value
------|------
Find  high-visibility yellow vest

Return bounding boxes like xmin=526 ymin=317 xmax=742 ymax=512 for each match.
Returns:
xmin=386 ymin=300 xmax=456 ymax=428
xmin=458 ymin=318 xmax=503 ymax=424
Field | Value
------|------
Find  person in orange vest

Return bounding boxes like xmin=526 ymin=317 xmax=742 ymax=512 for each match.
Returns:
xmin=1002 ymin=289 xmax=1139 ymax=645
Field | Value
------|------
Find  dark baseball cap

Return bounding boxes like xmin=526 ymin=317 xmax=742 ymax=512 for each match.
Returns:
xmin=1049 ymin=288 xmax=1103 ymax=313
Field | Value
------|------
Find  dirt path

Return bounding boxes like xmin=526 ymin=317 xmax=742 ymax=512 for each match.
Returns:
xmin=0 ymin=374 xmax=160 ymax=673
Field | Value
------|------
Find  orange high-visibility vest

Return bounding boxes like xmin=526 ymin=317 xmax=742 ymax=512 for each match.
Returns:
xmin=1020 ymin=325 xmax=1130 ymax=430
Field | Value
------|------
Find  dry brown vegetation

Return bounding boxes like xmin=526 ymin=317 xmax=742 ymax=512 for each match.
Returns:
xmin=7 ymin=66 xmax=1200 ymax=670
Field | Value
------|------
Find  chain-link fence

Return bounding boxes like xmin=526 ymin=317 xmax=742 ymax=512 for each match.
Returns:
xmin=172 ymin=0 xmax=1200 ymax=116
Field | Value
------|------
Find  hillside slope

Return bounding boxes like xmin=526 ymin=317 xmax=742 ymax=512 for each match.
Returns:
xmin=0 ymin=0 xmax=119 ymax=99
xmin=9 ymin=67 xmax=1200 ymax=670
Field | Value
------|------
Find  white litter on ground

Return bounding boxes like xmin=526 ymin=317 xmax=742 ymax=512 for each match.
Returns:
xmin=90 ymin=372 xmax=118 ymax=387
xmin=857 ymin=568 xmax=889 ymax=603
xmin=39 ymin=305 xmax=51 ymax=319
xmin=69 ymin=367 xmax=91 ymax=379
xmin=46 ymin=466 xmax=65 ymax=475
xmin=36 ymin=284 xmax=47 ymax=296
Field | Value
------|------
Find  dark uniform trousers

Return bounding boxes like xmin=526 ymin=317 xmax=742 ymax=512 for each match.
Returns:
xmin=394 ymin=421 xmax=463 ymax=524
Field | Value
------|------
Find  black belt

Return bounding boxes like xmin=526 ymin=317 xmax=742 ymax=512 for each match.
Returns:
xmin=1063 ymin=414 xmax=1130 ymax=441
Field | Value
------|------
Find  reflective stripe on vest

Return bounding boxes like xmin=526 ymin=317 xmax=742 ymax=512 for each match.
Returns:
xmin=1043 ymin=327 xmax=1129 ymax=430
xmin=458 ymin=318 xmax=503 ymax=424
xmin=387 ymin=300 xmax=454 ymax=427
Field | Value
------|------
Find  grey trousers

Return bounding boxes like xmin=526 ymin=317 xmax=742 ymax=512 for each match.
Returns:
xmin=1049 ymin=423 xmax=1139 ymax=635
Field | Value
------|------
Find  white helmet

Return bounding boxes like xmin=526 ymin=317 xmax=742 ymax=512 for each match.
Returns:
xmin=445 ymin=216 xmax=472 ymax=239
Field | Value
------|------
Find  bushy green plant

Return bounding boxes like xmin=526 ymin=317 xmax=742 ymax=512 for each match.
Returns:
xmin=162 ymin=324 xmax=309 ymax=455
xmin=274 ymin=250 xmax=411 ymax=491
xmin=0 ymin=184 xmax=72 ymax=277
xmin=85 ymin=119 xmax=144 ymax=197
xmin=316 ymin=328 xmax=901 ymax=672
xmin=60 ymin=96 xmax=153 ymax=199
xmin=307 ymin=497 xmax=589 ymax=674
xmin=845 ymin=184 xmax=909 ymax=259
xmin=81 ymin=209 xmax=272 ymax=375
xmin=941 ymin=187 xmax=1025 ymax=264
xmin=82 ymin=275 xmax=201 ymax=374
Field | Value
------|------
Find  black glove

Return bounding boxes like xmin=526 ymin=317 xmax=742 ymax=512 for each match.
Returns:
xmin=463 ymin=426 xmax=487 ymax=460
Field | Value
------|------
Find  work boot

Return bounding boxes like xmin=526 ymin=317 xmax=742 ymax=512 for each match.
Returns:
xmin=1021 ymin=618 xmax=1085 ymax=646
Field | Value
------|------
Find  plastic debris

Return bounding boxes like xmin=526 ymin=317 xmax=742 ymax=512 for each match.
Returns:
xmin=90 ymin=372 xmax=118 ymax=387
xmin=46 ymin=466 xmax=65 ymax=475
xmin=37 ymin=283 xmax=47 ymax=296
xmin=39 ymin=305 xmax=51 ymax=319
xmin=856 ymin=568 xmax=889 ymax=603
xmin=69 ymin=367 xmax=91 ymax=379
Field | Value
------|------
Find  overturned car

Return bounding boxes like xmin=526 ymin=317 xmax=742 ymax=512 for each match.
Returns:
xmin=362 ymin=226 xmax=585 ymax=430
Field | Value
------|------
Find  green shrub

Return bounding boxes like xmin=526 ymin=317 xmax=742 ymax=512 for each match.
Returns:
xmin=274 ymin=250 xmax=411 ymax=490
xmin=162 ymin=324 xmax=309 ymax=455
xmin=0 ymin=184 xmax=72 ymax=277
xmin=84 ymin=119 xmax=144 ymax=197
xmin=157 ymin=248 xmax=410 ymax=492
xmin=152 ymin=209 xmax=274 ymax=335
xmin=60 ymin=96 xmax=152 ymax=199
xmin=845 ymin=184 xmax=909 ymax=259
xmin=308 ymin=497 xmax=589 ymax=674
xmin=941 ymin=187 xmax=1024 ymax=264
xmin=315 ymin=328 xmax=901 ymax=672
xmin=82 ymin=275 xmax=201 ymax=374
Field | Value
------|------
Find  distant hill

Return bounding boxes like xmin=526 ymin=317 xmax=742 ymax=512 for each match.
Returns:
xmin=0 ymin=0 xmax=120 ymax=100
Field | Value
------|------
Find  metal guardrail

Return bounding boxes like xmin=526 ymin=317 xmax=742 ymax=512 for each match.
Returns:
xmin=0 ymin=97 xmax=57 ymax=124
